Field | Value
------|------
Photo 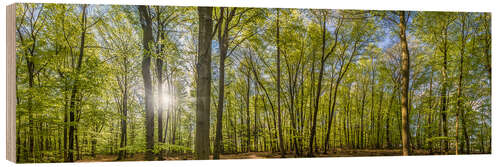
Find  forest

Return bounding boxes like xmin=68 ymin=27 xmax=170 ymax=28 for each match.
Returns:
xmin=14 ymin=3 xmax=491 ymax=163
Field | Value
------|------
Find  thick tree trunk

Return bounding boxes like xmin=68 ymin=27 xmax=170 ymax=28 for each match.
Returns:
xmin=398 ymin=11 xmax=411 ymax=156
xmin=138 ymin=5 xmax=155 ymax=161
xmin=195 ymin=7 xmax=213 ymax=160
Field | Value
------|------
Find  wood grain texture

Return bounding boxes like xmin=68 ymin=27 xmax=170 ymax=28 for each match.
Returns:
xmin=6 ymin=3 xmax=17 ymax=163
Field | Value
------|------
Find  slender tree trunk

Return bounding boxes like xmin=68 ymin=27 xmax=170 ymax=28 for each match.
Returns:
xmin=309 ymin=12 xmax=329 ymax=157
xmin=118 ymin=57 xmax=129 ymax=160
xmin=214 ymin=7 xmax=233 ymax=159
xmin=246 ymin=75 xmax=251 ymax=152
xmin=276 ymin=9 xmax=285 ymax=158
xmin=376 ymin=90 xmax=383 ymax=149
xmin=370 ymin=60 xmax=376 ymax=149
xmin=156 ymin=18 xmax=166 ymax=158
xmin=68 ymin=5 xmax=87 ymax=161
xmin=27 ymin=48 xmax=35 ymax=162
xmin=440 ymin=21 xmax=449 ymax=155
xmin=254 ymin=84 xmax=259 ymax=152
xmin=457 ymin=14 xmax=469 ymax=154
xmin=63 ymin=88 xmax=68 ymax=161
xmin=426 ymin=67 xmax=434 ymax=153
xmin=360 ymin=85 xmax=367 ymax=149
xmin=386 ymin=90 xmax=395 ymax=149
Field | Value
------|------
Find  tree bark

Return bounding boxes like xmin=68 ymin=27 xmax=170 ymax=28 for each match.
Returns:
xmin=138 ymin=5 xmax=155 ymax=161
xmin=457 ymin=14 xmax=469 ymax=154
xmin=68 ymin=5 xmax=87 ymax=162
xmin=214 ymin=7 xmax=236 ymax=159
xmin=386 ymin=90 xmax=395 ymax=149
xmin=118 ymin=56 xmax=129 ymax=160
xmin=155 ymin=7 xmax=166 ymax=159
xmin=195 ymin=7 xmax=213 ymax=160
xmin=309 ymin=11 xmax=330 ymax=157
xmin=276 ymin=9 xmax=286 ymax=158
xmin=440 ymin=18 xmax=449 ymax=155
xmin=427 ymin=71 xmax=433 ymax=153
xmin=397 ymin=11 xmax=411 ymax=156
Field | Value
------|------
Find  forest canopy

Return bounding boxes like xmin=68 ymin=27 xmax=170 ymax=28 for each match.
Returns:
xmin=14 ymin=3 xmax=491 ymax=163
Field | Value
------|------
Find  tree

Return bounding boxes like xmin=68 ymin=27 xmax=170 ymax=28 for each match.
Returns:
xmin=138 ymin=5 xmax=155 ymax=161
xmin=395 ymin=11 xmax=411 ymax=156
xmin=308 ymin=10 xmax=343 ymax=157
xmin=213 ymin=7 xmax=234 ymax=159
xmin=15 ymin=4 xmax=47 ymax=162
xmin=195 ymin=6 xmax=213 ymax=160
xmin=276 ymin=8 xmax=286 ymax=158
xmin=456 ymin=13 xmax=470 ymax=155
xmin=67 ymin=5 xmax=88 ymax=161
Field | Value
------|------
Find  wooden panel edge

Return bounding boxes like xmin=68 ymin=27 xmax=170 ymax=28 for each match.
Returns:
xmin=6 ymin=3 xmax=17 ymax=163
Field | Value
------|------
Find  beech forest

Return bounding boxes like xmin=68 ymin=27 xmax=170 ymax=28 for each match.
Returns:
xmin=15 ymin=4 xmax=491 ymax=163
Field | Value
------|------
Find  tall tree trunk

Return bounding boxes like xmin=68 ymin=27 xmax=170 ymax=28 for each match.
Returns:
xmin=457 ymin=14 xmax=469 ymax=154
xmin=195 ymin=7 xmax=213 ymax=160
xmin=118 ymin=57 xmax=129 ymax=160
xmin=376 ymin=90 xmax=383 ymax=149
xmin=397 ymin=11 xmax=411 ymax=156
xmin=370 ymin=58 xmax=376 ymax=149
xmin=27 ymin=41 xmax=35 ymax=163
xmin=276 ymin=9 xmax=286 ymax=158
xmin=68 ymin=5 xmax=87 ymax=162
xmin=63 ymin=94 xmax=68 ymax=161
xmin=324 ymin=79 xmax=339 ymax=153
xmin=157 ymin=58 xmax=164 ymax=159
xmin=308 ymin=12 xmax=329 ymax=157
xmin=427 ymin=71 xmax=433 ymax=153
xmin=214 ymin=45 xmax=225 ymax=158
xmin=386 ymin=89 xmax=395 ymax=149
xmin=246 ymin=75 xmax=251 ymax=152
xmin=138 ymin=5 xmax=155 ymax=161
xmin=156 ymin=8 xmax=166 ymax=158
xmin=440 ymin=19 xmax=449 ymax=155
xmin=254 ymin=84 xmax=260 ymax=152
xmin=214 ymin=7 xmax=234 ymax=159
xmin=416 ymin=105 xmax=421 ymax=149
xmin=163 ymin=82 xmax=171 ymax=143
xmin=360 ymin=85 xmax=367 ymax=149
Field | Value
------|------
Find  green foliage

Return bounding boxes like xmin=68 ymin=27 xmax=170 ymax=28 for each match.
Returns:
xmin=14 ymin=4 xmax=491 ymax=162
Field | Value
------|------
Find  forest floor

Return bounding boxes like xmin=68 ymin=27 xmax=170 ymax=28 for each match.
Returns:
xmin=76 ymin=149 xmax=474 ymax=162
